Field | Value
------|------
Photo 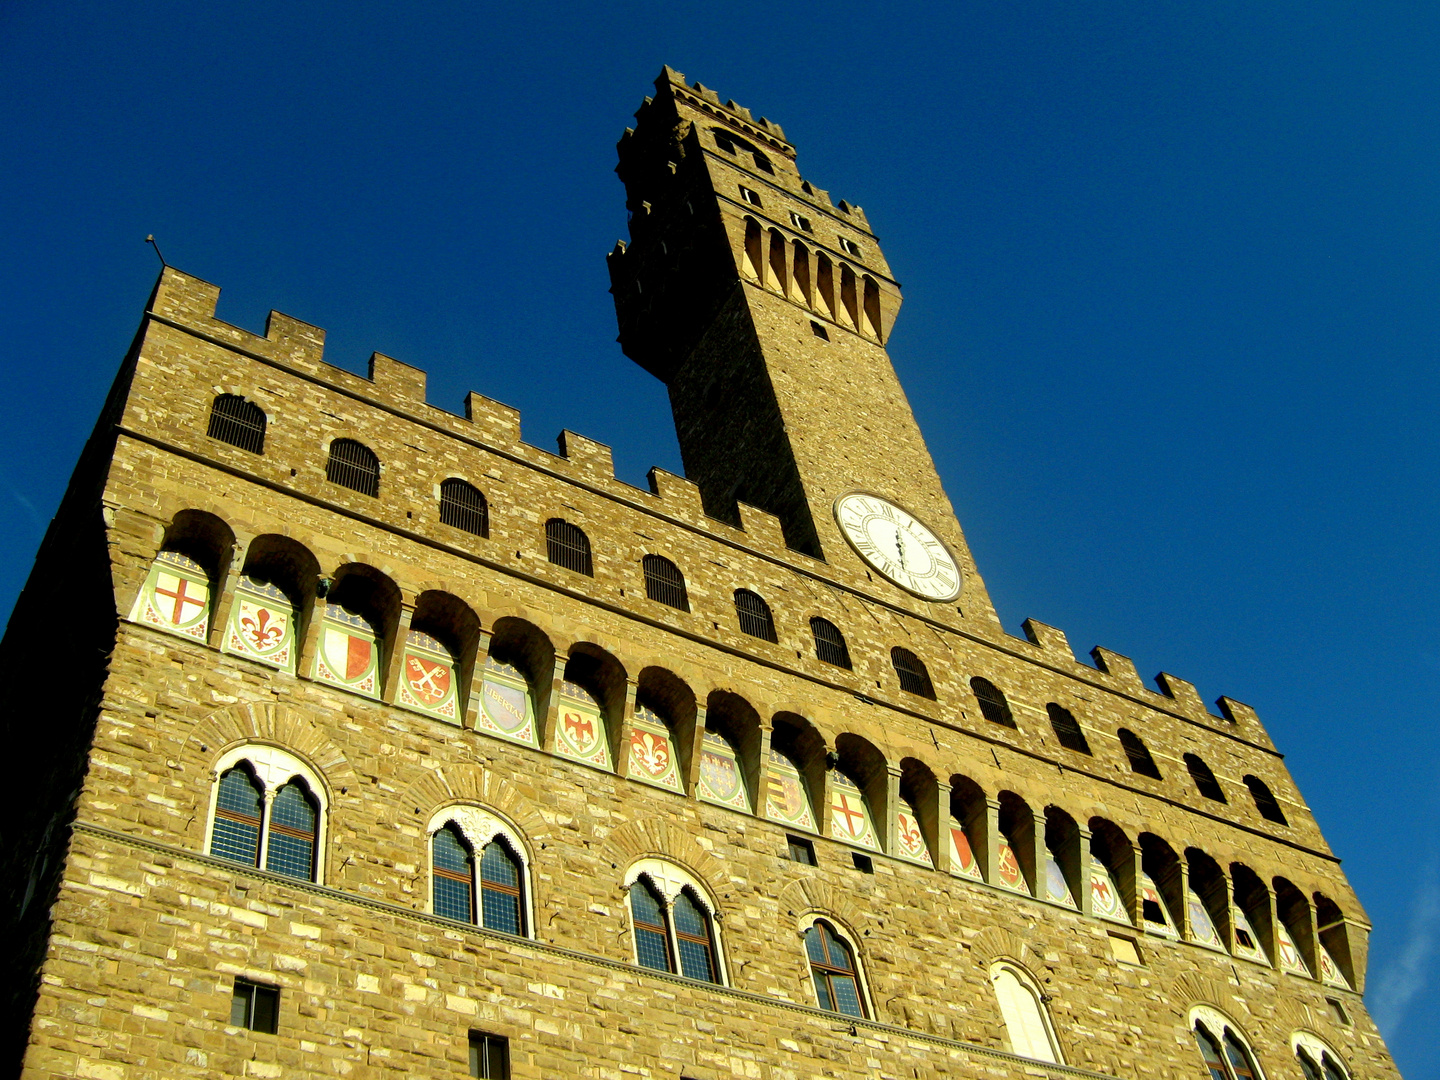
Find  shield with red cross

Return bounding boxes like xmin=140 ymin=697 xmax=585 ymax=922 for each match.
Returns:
xmin=828 ymin=771 xmax=878 ymax=850
xmin=133 ymin=550 xmax=210 ymax=641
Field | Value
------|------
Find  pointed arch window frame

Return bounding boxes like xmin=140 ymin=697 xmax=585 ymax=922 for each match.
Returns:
xmin=799 ymin=915 xmax=871 ymax=1019
xmin=989 ymin=960 xmax=1064 ymax=1064
xmin=623 ymin=858 xmax=727 ymax=986
xmin=425 ymin=804 xmax=534 ymax=938
xmin=205 ymin=744 xmax=329 ymax=885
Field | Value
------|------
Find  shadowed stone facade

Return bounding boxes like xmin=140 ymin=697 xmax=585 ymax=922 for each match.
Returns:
xmin=0 ymin=68 xmax=1399 ymax=1080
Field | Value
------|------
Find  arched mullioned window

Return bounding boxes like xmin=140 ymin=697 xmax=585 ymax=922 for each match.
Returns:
xmin=439 ymin=478 xmax=488 ymax=537
xmin=642 ymin=554 xmax=689 ymax=611
xmin=1047 ymin=703 xmax=1092 ymax=754
xmin=891 ymin=647 xmax=935 ymax=698
xmin=1294 ymin=1033 xmax=1349 ymax=1080
xmin=990 ymin=962 xmax=1062 ymax=1063
xmin=804 ymin=920 xmax=866 ymax=1017
xmin=971 ymin=677 xmax=1014 ymax=727
xmin=545 ymin=519 xmax=593 ymax=576
xmin=1186 ymin=754 xmax=1227 ymax=802
xmin=734 ymin=589 xmax=777 ymax=642
xmin=326 ymin=438 xmax=379 ymax=497
xmin=207 ymin=394 xmax=266 ymax=453
xmin=427 ymin=806 xmax=530 ymax=936
xmin=809 ymin=617 xmax=851 ymax=669
xmin=207 ymin=745 xmax=327 ymax=883
xmin=1190 ymin=1009 xmax=1263 ymax=1080
xmin=625 ymin=860 xmax=724 ymax=985
xmin=1119 ymin=728 xmax=1162 ymax=779
xmin=1244 ymin=775 xmax=1287 ymax=825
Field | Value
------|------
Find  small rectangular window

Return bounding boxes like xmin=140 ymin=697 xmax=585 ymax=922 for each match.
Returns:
xmin=1108 ymin=933 xmax=1143 ymax=966
xmin=739 ymin=186 xmax=762 ymax=207
xmin=838 ymin=236 xmax=862 ymax=257
xmin=230 ymin=978 xmax=279 ymax=1034
xmin=1325 ymin=998 xmax=1351 ymax=1027
xmin=786 ymin=835 xmax=817 ymax=866
xmin=810 ymin=320 xmax=830 ymax=341
xmin=851 ymin=852 xmax=874 ymax=874
xmin=470 ymin=1032 xmax=510 ymax=1079
xmin=1142 ymin=898 xmax=1166 ymax=925
xmin=790 ymin=211 xmax=813 ymax=232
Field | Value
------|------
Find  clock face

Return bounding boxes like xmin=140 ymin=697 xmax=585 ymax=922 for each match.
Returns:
xmin=833 ymin=493 xmax=962 ymax=602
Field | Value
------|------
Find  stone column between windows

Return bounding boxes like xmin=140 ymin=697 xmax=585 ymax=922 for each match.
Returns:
xmin=925 ymin=777 xmax=951 ymax=876
xmin=818 ymin=756 xmax=838 ymax=842
xmin=539 ymin=656 xmax=568 ymax=754
xmin=463 ymin=630 xmax=492 ymax=731
xmin=381 ymin=599 xmax=416 ymax=705
xmin=297 ymin=582 xmax=328 ymax=680
xmin=883 ymin=765 xmax=902 ymax=857
xmin=1176 ymin=859 xmax=1194 ymax=941
xmin=1121 ymin=845 xmax=1144 ymax=928
xmin=1217 ymin=872 xmax=1238 ymax=955
xmin=1074 ymin=825 xmax=1093 ymax=917
xmin=207 ymin=539 xmax=248 ymax=651
xmin=683 ymin=705 xmax=708 ymax=797
xmin=753 ymin=719 xmax=775 ymax=822
xmin=1021 ymin=806 xmax=1045 ymax=901
xmin=615 ymin=679 xmax=640 ymax=780
xmin=980 ymin=798 xmax=1001 ymax=887
xmin=1297 ymin=896 xmax=1322 ymax=983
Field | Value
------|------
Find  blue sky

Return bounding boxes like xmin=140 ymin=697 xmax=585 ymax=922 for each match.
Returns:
xmin=2 ymin=2 xmax=1436 ymax=1074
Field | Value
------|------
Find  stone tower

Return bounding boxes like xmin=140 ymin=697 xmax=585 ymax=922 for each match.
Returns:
xmin=0 ymin=67 xmax=1397 ymax=1080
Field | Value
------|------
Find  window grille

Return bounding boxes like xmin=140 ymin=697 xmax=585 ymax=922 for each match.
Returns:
xmin=1047 ymin=703 xmax=1092 ymax=754
xmin=230 ymin=978 xmax=279 ymax=1034
xmin=630 ymin=878 xmax=672 ymax=973
xmin=891 ymin=647 xmax=934 ymax=698
xmin=265 ymin=781 xmax=317 ymax=880
xmin=1185 ymin=754 xmax=1227 ymax=802
xmin=971 ymin=677 xmax=1015 ymax=727
xmin=545 ymin=519 xmax=593 ymax=576
xmin=810 ymin=617 xmax=852 ymax=669
xmin=440 ymin=478 xmax=488 ymax=537
xmin=642 ymin=554 xmax=689 ymax=611
xmin=207 ymin=394 xmax=266 ymax=453
xmin=1243 ymin=775 xmax=1287 ymax=824
xmin=326 ymin=438 xmax=379 ymax=497
xmin=804 ymin=921 xmax=865 ymax=1017
xmin=469 ymin=1033 xmax=510 ymax=1080
xmin=734 ymin=589 xmax=777 ymax=642
xmin=1118 ymin=728 xmax=1162 ymax=779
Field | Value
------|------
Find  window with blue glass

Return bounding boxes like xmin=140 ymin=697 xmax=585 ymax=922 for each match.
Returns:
xmin=630 ymin=878 xmax=673 ymax=973
xmin=804 ymin=920 xmax=866 ymax=1017
xmin=208 ymin=756 xmax=322 ymax=883
xmin=431 ymin=822 xmax=526 ymax=935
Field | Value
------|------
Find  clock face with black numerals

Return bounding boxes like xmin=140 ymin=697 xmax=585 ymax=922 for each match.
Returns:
xmin=833 ymin=492 xmax=962 ymax=602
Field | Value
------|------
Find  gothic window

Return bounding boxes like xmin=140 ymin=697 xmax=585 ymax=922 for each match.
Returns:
xmin=1294 ymin=1035 xmax=1349 ymax=1080
xmin=990 ymin=963 xmax=1061 ymax=1063
xmin=890 ymin=647 xmax=935 ymax=698
xmin=207 ymin=394 xmax=266 ymax=453
xmin=1191 ymin=1016 xmax=1263 ymax=1080
xmin=626 ymin=862 xmax=723 ymax=985
xmin=439 ymin=478 xmax=489 ymax=537
xmin=1119 ymin=728 xmax=1162 ymax=779
xmin=1185 ymin=754 xmax=1227 ymax=802
xmin=1244 ymin=775 xmax=1287 ymax=824
xmin=326 ymin=438 xmax=379 ymax=497
xmin=971 ymin=677 xmax=1015 ymax=727
xmin=734 ymin=589 xmax=777 ymax=642
xmin=427 ymin=808 xmax=531 ymax=935
xmin=208 ymin=746 xmax=327 ymax=884
xmin=545 ymin=519 xmax=593 ymax=576
xmin=130 ymin=548 xmax=212 ymax=642
xmin=1047 ymin=704 xmax=1092 ymax=754
xmin=804 ymin=920 xmax=866 ymax=1017
xmin=642 ymin=554 xmax=689 ymax=611
xmin=809 ymin=617 xmax=852 ymax=669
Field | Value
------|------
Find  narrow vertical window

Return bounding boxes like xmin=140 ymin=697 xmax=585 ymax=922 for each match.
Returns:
xmin=642 ymin=554 xmax=689 ymax=610
xmin=469 ymin=1033 xmax=510 ymax=1079
xmin=672 ymin=890 xmax=718 ymax=983
xmin=734 ymin=589 xmax=778 ymax=642
xmin=545 ymin=519 xmax=593 ymax=576
xmin=971 ymin=677 xmax=1014 ymax=727
xmin=809 ymin=617 xmax=852 ymax=669
xmin=479 ymin=839 xmax=524 ymax=935
xmin=212 ymin=766 xmax=263 ymax=867
xmin=230 ymin=978 xmax=279 ymax=1034
xmin=1185 ymin=754 xmax=1227 ymax=802
xmin=439 ymin=478 xmax=489 ymax=537
xmin=891 ymin=647 xmax=934 ymax=698
xmin=264 ymin=781 xmax=317 ymax=881
xmin=991 ymin=965 xmax=1060 ymax=1063
xmin=630 ymin=878 xmax=672 ymax=973
xmin=207 ymin=394 xmax=266 ymax=453
xmin=1047 ymin=704 xmax=1092 ymax=754
xmin=433 ymin=824 xmax=475 ymax=923
xmin=804 ymin=921 xmax=865 ymax=1017
xmin=326 ymin=438 xmax=380 ymax=497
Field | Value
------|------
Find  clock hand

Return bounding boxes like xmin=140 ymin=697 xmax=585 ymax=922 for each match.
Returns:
xmin=895 ymin=527 xmax=906 ymax=571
